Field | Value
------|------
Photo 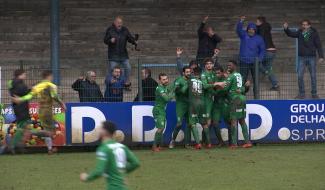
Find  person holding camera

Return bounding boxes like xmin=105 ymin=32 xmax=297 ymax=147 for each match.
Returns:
xmin=104 ymin=16 xmax=138 ymax=89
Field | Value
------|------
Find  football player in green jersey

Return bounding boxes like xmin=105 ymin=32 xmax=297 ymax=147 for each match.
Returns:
xmin=200 ymin=58 xmax=217 ymax=148
xmin=80 ymin=121 xmax=140 ymax=190
xmin=224 ymin=60 xmax=252 ymax=148
xmin=152 ymin=73 xmax=174 ymax=152
xmin=169 ymin=66 xmax=191 ymax=149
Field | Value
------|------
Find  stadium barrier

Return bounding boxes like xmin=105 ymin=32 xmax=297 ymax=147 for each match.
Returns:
xmin=1 ymin=100 xmax=325 ymax=147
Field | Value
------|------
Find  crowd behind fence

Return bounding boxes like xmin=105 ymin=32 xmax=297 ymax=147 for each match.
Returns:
xmin=1 ymin=55 xmax=325 ymax=104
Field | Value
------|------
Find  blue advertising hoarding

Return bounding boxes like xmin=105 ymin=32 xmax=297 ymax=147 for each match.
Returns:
xmin=65 ymin=100 xmax=325 ymax=145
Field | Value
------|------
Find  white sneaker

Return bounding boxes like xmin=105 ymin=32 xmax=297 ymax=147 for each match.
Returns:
xmin=169 ymin=140 xmax=175 ymax=149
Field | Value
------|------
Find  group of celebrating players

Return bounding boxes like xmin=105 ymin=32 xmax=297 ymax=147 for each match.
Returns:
xmin=152 ymin=48 xmax=253 ymax=152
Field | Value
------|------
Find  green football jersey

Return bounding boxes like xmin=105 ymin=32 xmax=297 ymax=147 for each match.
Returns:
xmin=174 ymin=76 xmax=189 ymax=103
xmin=201 ymin=70 xmax=216 ymax=99
xmin=188 ymin=77 xmax=204 ymax=102
xmin=213 ymin=77 xmax=229 ymax=107
xmin=153 ymin=84 xmax=173 ymax=111
xmin=224 ymin=72 xmax=244 ymax=99
xmin=86 ymin=139 xmax=140 ymax=190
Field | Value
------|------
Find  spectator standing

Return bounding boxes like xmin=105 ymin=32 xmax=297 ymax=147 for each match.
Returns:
xmin=104 ymin=16 xmax=137 ymax=89
xmin=196 ymin=16 xmax=222 ymax=68
xmin=104 ymin=67 xmax=125 ymax=102
xmin=176 ymin=47 xmax=199 ymax=75
xmin=72 ymin=71 xmax=103 ymax=102
xmin=236 ymin=16 xmax=265 ymax=94
xmin=284 ymin=20 xmax=324 ymax=99
xmin=134 ymin=68 xmax=158 ymax=102
xmin=256 ymin=16 xmax=280 ymax=91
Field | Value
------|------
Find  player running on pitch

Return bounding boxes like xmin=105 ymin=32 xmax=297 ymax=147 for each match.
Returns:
xmin=200 ymin=58 xmax=218 ymax=148
xmin=223 ymin=60 xmax=252 ymax=148
xmin=152 ymin=73 xmax=174 ymax=152
xmin=80 ymin=121 xmax=140 ymax=190
xmin=0 ymin=69 xmax=31 ymax=154
xmin=12 ymin=70 xmax=66 ymax=154
xmin=169 ymin=66 xmax=191 ymax=149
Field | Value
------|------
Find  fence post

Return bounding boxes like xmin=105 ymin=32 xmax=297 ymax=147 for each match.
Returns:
xmin=137 ymin=58 xmax=143 ymax=101
xmin=254 ymin=58 xmax=260 ymax=99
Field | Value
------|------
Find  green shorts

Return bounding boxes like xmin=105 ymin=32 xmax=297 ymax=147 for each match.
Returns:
xmin=212 ymin=103 xmax=230 ymax=123
xmin=204 ymin=98 xmax=214 ymax=120
xmin=229 ymin=95 xmax=246 ymax=120
xmin=153 ymin=109 xmax=166 ymax=129
xmin=176 ymin=101 xmax=189 ymax=126
xmin=188 ymin=100 xmax=207 ymax=126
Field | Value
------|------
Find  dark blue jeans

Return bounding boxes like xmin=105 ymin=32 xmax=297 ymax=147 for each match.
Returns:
xmin=297 ymin=56 xmax=317 ymax=96
xmin=260 ymin=51 xmax=278 ymax=87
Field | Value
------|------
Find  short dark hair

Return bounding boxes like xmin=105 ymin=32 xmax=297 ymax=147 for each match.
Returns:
xmin=142 ymin=67 xmax=151 ymax=77
xmin=203 ymin=57 xmax=214 ymax=65
xmin=14 ymin=69 xmax=25 ymax=78
xmin=228 ymin=60 xmax=238 ymax=66
xmin=189 ymin=60 xmax=198 ymax=68
xmin=214 ymin=65 xmax=224 ymax=72
xmin=158 ymin=73 xmax=167 ymax=80
xmin=102 ymin=121 xmax=116 ymax=135
xmin=193 ymin=67 xmax=202 ymax=75
xmin=257 ymin=16 xmax=266 ymax=23
xmin=42 ymin=70 xmax=53 ymax=79
xmin=182 ymin=66 xmax=191 ymax=73
xmin=301 ymin=19 xmax=311 ymax=25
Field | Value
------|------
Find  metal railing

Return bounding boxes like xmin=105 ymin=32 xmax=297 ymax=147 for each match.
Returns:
xmin=1 ymin=55 xmax=324 ymax=104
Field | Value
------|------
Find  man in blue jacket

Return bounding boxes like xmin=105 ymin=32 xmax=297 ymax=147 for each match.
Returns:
xmin=236 ymin=16 xmax=265 ymax=95
xmin=104 ymin=67 xmax=125 ymax=102
xmin=284 ymin=20 xmax=324 ymax=99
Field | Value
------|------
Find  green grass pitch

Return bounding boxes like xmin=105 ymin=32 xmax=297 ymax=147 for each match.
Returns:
xmin=1 ymin=144 xmax=325 ymax=190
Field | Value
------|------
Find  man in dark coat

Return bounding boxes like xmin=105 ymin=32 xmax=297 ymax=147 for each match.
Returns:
xmin=72 ymin=71 xmax=103 ymax=102
xmin=134 ymin=68 xmax=158 ymax=102
xmin=104 ymin=16 xmax=137 ymax=88
xmin=196 ymin=16 xmax=222 ymax=68
xmin=284 ymin=20 xmax=324 ymax=99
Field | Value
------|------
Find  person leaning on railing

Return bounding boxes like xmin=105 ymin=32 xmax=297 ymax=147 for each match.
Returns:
xmin=72 ymin=71 xmax=103 ymax=102
xmin=283 ymin=20 xmax=324 ymax=99
xmin=104 ymin=67 xmax=125 ymax=102
xmin=134 ymin=68 xmax=158 ymax=102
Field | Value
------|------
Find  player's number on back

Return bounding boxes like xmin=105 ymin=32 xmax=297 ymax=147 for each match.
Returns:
xmin=112 ymin=147 xmax=127 ymax=169
xmin=191 ymin=80 xmax=202 ymax=94
xmin=234 ymin=73 xmax=243 ymax=88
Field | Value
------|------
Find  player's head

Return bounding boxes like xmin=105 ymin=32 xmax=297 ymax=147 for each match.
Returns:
xmin=42 ymin=70 xmax=53 ymax=81
xmin=227 ymin=60 xmax=238 ymax=73
xmin=203 ymin=57 xmax=214 ymax=71
xmin=189 ymin=60 xmax=198 ymax=71
xmin=214 ymin=66 xmax=224 ymax=78
xmin=112 ymin=67 xmax=121 ymax=78
xmin=192 ymin=67 xmax=202 ymax=77
xmin=114 ymin=16 xmax=123 ymax=30
xmin=14 ymin=69 xmax=26 ymax=80
xmin=182 ymin=66 xmax=191 ymax=79
xmin=100 ymin=121 xmax=116 ymax=139
xmin=301 ymin=19 xmax=311 ymax=30
xmin=256 ymin=16 xmax=266 ymax=26
xmin=158 ymin=73 xmax=169 ymax=86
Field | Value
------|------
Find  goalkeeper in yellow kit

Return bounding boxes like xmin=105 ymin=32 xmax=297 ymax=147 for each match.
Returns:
xmin=12 ymin=70 xmax=66 ymax=154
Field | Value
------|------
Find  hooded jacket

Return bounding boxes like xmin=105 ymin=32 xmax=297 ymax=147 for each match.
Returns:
xmin=236 ymin=21 xmax=266 ymax=64
xmin=284 ymin=27 xmax=324 ymax=58
xmin=104 ymin=24 xmax=136 ymax=61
